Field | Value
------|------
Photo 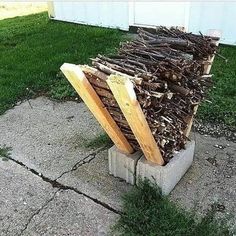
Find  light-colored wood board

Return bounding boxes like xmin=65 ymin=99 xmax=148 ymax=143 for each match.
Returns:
xmin=203 ymin=55 xmax=215 ymax=74
xmin=203 ymin=40 xmax=219 ymax=74
xmin=107 ymin=74 xmax=164 ymax=165
xmin=184 ymin=104 xmax=199 ymax=137
xmin=185 ymin=41 xmax=219 ymax=137
xmin=60 ymin=63 xmax=133 ymax=154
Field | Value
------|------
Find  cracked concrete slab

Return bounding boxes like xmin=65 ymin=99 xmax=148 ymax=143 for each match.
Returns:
xmin=170 ymin=133 xmax=236 ymax=226
xmin=0 ymin=97 xmax=132 ymax=211
xmin=22 ymin=190 xmax=118 ymax=236
xmin=0 ymin=159 xmax=57 ymax=236
xmin=57 ymin=149 xmax=132 ymax=210
xmin=0 ymin=97 xmax=235 ymax=231
xmin=0 ymin=97 xmax=103 ymax=180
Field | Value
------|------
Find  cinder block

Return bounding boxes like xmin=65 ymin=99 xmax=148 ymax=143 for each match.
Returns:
xmin=108 ymin=146 xmax=142 ymax=184
xmin=136 ymin=141 xmax=195 ymax=195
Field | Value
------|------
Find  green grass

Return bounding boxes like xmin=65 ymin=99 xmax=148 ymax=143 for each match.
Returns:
xmin=0 ymin=145 xmax=12 ymax=161
xmin=0 ymin=13 xmax=234 ymax=235
xmin=49 ymin=71 xmax=78 ymax=100
xmin=198 ymin=45 xmax=236 ymax=128
xmin=0 ymin=13 xmax=235 ymax=128
xmin=114 ymin=180 xmax=231 ymax=236
xmin=0 ymin=12 xmax=123 ymax=114
xmin=85 ymin=133 xmax=113 ymax=149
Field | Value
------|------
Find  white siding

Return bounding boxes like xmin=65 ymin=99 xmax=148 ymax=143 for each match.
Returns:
xmin=51 ymin=2 xmax=236 ymax=45
xmin=132 ymin=2 xmax=189 ymax=29
xmin=188 ymin=2 xmax=236 ymax=45
xmin=52 ymin=2 xmax=129 ymax=31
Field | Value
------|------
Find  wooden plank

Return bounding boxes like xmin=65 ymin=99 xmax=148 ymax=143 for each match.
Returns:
xmin=184 ymin=55 xmax=213 ymax=137
xmin=184 ymin=40 xmax=219 ymax=137
xmin=184 ymin=105 xmax=198 ymax=137
xmin=203 ymin=55 xmax=215 ymax=74
xmin=107 ymin=74 xmax=164 ymax=165
xmin=60 ymin=63 xmax=133 ymax=154
xmin=203 ymin=40 xmax=219 ymax=74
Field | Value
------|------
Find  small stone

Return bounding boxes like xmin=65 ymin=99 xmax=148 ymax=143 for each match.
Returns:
xmin=213 ymin=196 xmax=218 ymax=202
xmin=188 ymin=180 xmax=192 ymax=184
xmin=38 ymin=173 xmax=42 ymax=176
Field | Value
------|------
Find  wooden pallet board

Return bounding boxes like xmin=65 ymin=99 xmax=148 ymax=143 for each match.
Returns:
xmin=60 ymin=63 xmax=133 ymax=154
xmin=184 ymin=42 xmax=218 ymax=137
xmin=107 ymin=74 xmax=164 ymax=165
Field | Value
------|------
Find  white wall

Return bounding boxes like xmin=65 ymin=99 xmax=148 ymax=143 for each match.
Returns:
xmin=52 ymin=2 xmax=129 ymax=31
xmin=131 ymin=2 xmax=190 ymax=29
xmin=188 ymin=2 xmax=236 ymax=45
xmin=50 ymin=2 xmax=236 ymax=45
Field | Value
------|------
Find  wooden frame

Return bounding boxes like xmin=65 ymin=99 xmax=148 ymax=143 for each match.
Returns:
xmin=61 ymin=38 xmax=217 ymax=164
xmin=60 ymin=63 xmax=133 ymax=154
xmin=107 ymin=74 xmax=164 ymax=165
xmin=184 ymin=40 xmax=219 ymax=137
xmin=184 ymin=59 xmax=214 ymax=137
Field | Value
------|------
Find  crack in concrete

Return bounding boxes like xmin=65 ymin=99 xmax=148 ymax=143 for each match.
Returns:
xmin=55 ymin=146 xmax=107 ymax=181
xmin=18 ymin=190 xmax=60 ymax=236
xmin=7 ymin=155 xmax=121 ymax=216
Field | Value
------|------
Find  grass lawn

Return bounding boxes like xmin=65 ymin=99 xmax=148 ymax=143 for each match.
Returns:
xmin=0 ymin=12 xmax=123 ymax=114
xmin=114 ymin=180 xmax=231 ymax=236
xmin=0 ymin=12 xmax=234 ymax=235
xmin=0 ymin=12 xmax=235 ymax=127
xmin=198 ymin=45 xmax=236 ymax=128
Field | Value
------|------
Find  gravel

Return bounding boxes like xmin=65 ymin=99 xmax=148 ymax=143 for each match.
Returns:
xmin=193 ymin=120 xmax=236 ymax=142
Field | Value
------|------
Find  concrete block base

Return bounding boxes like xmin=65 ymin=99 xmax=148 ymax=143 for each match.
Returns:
xmin=108 ymin=146 xmax=142 ymax=185
xmin=108 ymin=141 xmax=195 ymax=195
xmin=136 ymin=141 xmax=195 ymax=195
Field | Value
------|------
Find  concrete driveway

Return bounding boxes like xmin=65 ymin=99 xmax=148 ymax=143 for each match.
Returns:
xmin=0 ymin=97 xmax=235 ymax=235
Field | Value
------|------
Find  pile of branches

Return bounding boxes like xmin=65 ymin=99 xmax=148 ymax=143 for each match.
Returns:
xmin=84 ymin=27 xmax=219 ymax=163
xmin=154 ymin=27 xmax=219 ymax=59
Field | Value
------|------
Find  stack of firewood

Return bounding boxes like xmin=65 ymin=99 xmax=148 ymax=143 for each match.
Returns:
xmin=82 ymin=27 xmax=219 ymax=162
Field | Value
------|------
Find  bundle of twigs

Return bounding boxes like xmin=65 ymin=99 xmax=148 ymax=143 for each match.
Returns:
xmin=140 ymin=27 xmax=219 ymax=59
xmin=84 ymin=27 xmax=218 ymax=162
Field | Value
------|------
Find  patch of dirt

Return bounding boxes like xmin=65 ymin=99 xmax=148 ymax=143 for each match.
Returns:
xmin=0 ymin=3 xmax=47 ymax=20
xmin=193 ymin=120 xmax=236 ymax=142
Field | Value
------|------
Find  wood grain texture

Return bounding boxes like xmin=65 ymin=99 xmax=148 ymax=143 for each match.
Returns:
xmin=107 ymin=74 xmax=164 ymax=165
xmin=60 ymin=63 xmax=133 ymax=154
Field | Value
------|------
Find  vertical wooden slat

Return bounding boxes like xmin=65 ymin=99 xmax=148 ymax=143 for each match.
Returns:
xmin=184 ymin=57 xmax=213 ymax=137
xmin=60 ymin=63 xmax=133 ymax=154
xmin=107 ymin=74 xmax=164 ymax=165
xmin=203 ymin=40 xmax=219 ymax=75
xmin=184 ymin=105 xmax=199 ymax=137
xmin=184 ymin=40 xmax=219 ymax=137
